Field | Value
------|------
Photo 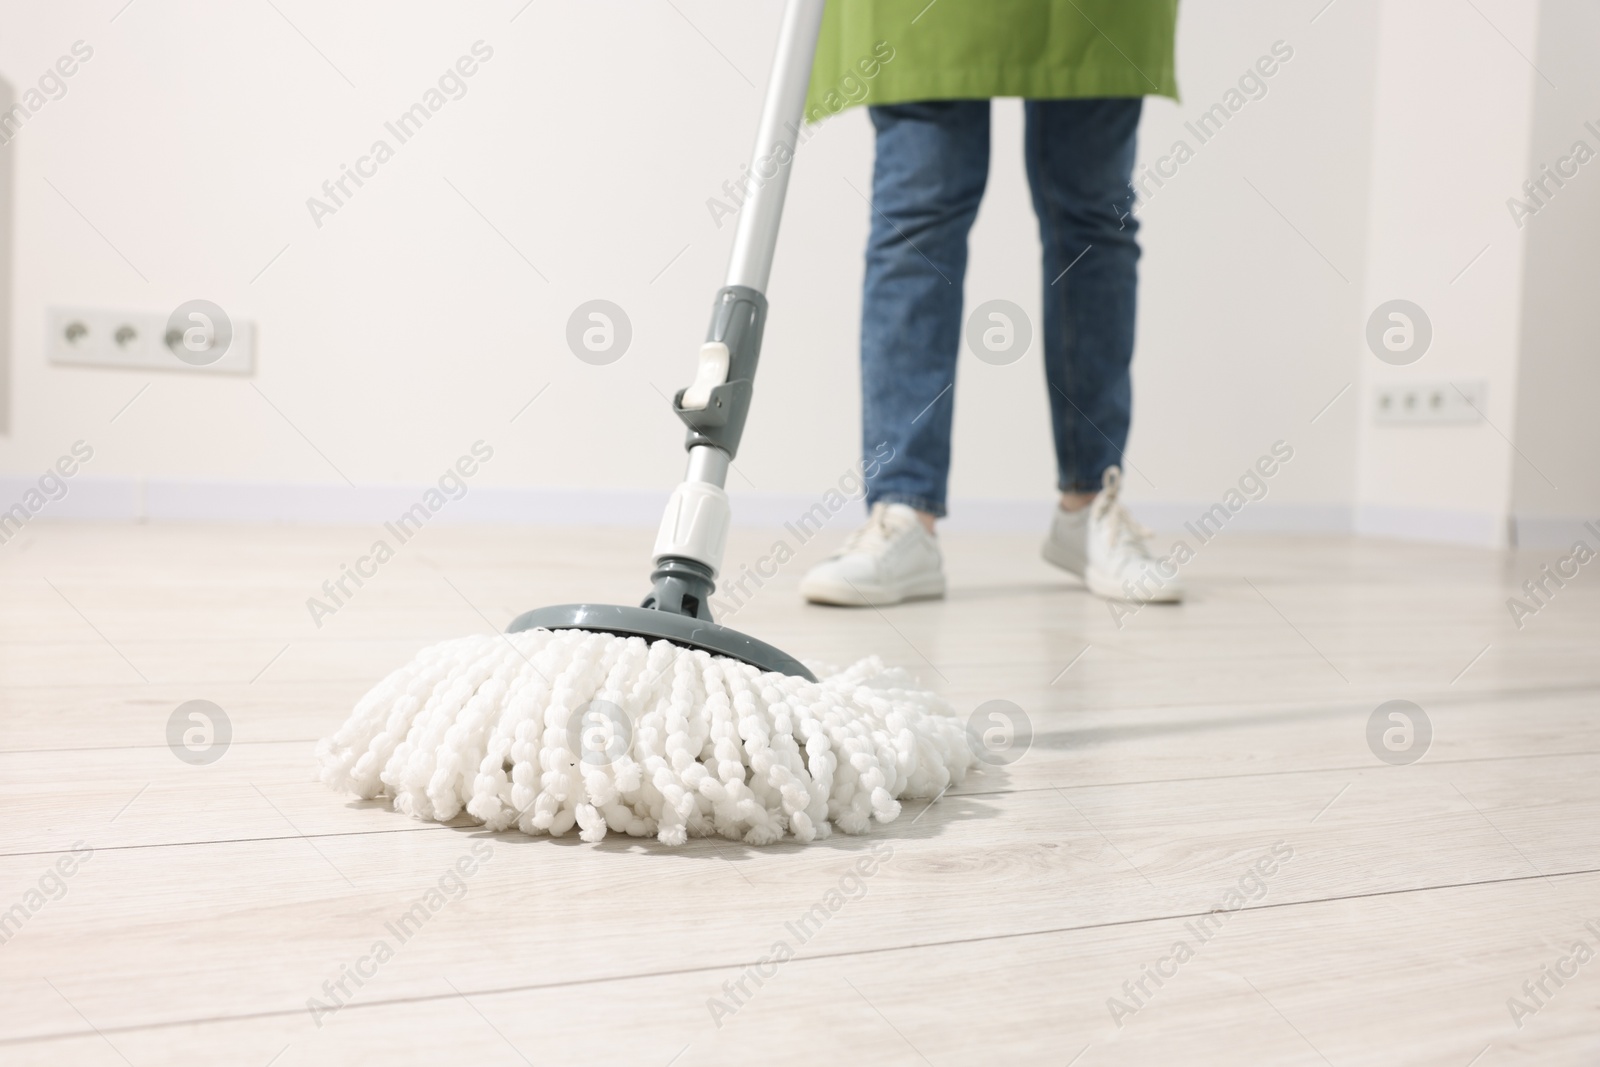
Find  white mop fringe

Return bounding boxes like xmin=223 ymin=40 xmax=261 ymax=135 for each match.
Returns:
xmin=315 ymin=629 xmax=974 ymax=846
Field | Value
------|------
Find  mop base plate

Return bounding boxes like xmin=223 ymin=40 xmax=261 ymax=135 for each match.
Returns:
xmin=507 ymin=603 xmax=817 ymax=682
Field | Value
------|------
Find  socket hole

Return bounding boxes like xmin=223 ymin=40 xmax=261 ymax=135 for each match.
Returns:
xmin=64 ymin=321 xmax=89 ymax=345
xmin=114 ymin=325 xmax=138 ymax=348
xmin=163 ymin=327 xmax=209 ymax=355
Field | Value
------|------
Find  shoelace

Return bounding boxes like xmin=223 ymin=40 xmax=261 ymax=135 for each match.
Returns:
xmin=839 ymin=504 xmax=902 ymax=555
xmin=1091 ymin=468 xmax=1157 ymax=561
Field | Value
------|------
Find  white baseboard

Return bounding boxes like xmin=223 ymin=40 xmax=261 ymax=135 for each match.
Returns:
xmin=1511 ymin=515 xmax=1600 ymax=550
xmin=143 ymin=480 xmax=674 ymax=527
xmin=1 ymin=475 xmax=1512 ymax=546
xmin=0 ymin=476 xmax=140 ymax=520
xmin=1355 ymin=505 xmax=1503 ymax=547
xmin=1129 ymin=501 xmax=1354 ymax=536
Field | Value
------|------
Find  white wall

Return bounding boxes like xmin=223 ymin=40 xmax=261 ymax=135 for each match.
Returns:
xmin=1118 ymin=0 xmax=1377 ymax=531
xmin=0 ymin=0 xmax=1585 ymax=543
xmin=1509 ymin=0 xmax=1600 ymax=547
xmin=1352 ymin=0 xmax=1540 ymax=547
xmin=0 ymin=68 xmax=12 ymax=436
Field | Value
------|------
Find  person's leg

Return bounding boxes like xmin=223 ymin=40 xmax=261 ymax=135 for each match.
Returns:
xmin=860 ymin=100 xmax=992 ymax=525
xmin=1028 ymin=98 xmax=1181 ymax=603
xmin=1023 ymin=98 xmax=1143 ymax=503
xmin=798 ymin=102 xmax=987 ymax=607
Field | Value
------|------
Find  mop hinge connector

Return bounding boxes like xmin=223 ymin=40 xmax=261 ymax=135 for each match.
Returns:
xmin=672 ymin=285 xmax=767 ymax=458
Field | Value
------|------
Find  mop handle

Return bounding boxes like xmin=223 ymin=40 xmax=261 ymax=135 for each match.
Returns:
xmin=724 ymin=0 xmax=828 ymax=294
xmin=668 ymin=0 xmax=825 ymax=466
xmin=646 ymin=1 xmax=826 ymax=606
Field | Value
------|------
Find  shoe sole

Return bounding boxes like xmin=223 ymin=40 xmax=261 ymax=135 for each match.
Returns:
xmin=800 ymin=577 xmax=946 ymax=607
xmin=1085 ymin=565 xmax=1183 ymax=604
xmin=1040 ymin=538 xmax=1087 ymax=577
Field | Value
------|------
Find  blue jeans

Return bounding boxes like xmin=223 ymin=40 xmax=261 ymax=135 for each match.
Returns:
xmin=860 ymin=98 xmax=1143 ymax=518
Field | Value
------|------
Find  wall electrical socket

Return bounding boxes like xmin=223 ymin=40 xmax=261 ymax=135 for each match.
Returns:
xmin=47 ymin=306 xmax=255 ymax=375
xmin=1373 ymin=379 xmax=1486 ymax=424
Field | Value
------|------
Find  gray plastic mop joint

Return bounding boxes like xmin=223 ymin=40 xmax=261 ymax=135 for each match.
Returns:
xmin=674 ymin=285 xmax=768 ymax=458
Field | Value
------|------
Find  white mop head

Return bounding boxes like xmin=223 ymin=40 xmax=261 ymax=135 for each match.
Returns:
xmin=315 ymin=629 xmax=974 ymax=846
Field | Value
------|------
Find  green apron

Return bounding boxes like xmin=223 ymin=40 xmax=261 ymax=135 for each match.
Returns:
xmin=805 ymin=0 xmax=1179 ymax=122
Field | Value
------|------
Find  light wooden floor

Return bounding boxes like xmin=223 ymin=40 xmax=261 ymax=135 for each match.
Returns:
xmin=2 ymin=519 xmax=1597 ymax=1065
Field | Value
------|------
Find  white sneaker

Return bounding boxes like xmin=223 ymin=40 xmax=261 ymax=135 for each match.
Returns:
xmin=1042 ymin=467 xmax=1183 ymax=603
xmin=800 ymin=502 xmax=946 ymax=606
